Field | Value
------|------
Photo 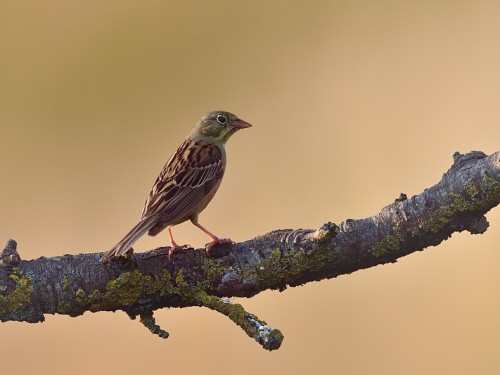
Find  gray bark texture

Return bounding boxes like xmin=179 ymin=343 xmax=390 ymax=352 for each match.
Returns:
xmin=1 ymin=150 xmax=499 ymax=351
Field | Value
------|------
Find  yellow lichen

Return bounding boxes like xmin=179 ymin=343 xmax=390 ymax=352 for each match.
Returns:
xmin=0 ymin=268 xmax=34 ymax=319
xmin=75 ymin=269 xmax=176 ymax=312
xmin=255 ymin=244 xmax=338 ymax=290
xmin=62 ymin=275 xmax=69 ymax=290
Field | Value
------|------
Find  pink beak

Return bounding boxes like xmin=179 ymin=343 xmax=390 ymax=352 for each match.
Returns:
xmin=232 ymin=118 xmax=252 ymax=130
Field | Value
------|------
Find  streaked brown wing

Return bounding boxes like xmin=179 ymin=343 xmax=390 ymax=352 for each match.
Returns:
xmin=140 ymin=139 xmax=224 ymax=227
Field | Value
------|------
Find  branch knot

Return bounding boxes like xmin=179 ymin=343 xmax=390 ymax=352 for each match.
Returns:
xmin=0 ymin=240 xmax=21 ymax=269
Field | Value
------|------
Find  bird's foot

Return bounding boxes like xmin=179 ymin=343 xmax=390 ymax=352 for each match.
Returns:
xmin=205 ymin=237 xmax=233 ymax=253
xmin=168 ymin=243 xmax=192 ymax=257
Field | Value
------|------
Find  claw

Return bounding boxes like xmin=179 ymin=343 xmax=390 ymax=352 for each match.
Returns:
xmin=168 ymin=243 xmax=191 ymax=258
xmin=205 ymin=237 xmax=233 ymax=253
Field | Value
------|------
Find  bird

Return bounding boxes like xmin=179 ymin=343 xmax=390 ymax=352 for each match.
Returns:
xmin=100 ymin=111 xmax=251 ymax=262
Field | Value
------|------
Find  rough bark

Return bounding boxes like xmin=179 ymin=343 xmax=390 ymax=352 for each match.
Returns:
xmin=1 ymin=151 xmax=499 ymax=351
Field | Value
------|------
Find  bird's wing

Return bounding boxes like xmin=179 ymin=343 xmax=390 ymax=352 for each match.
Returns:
xmin=141 ymin=139 xmax=225 ymax=225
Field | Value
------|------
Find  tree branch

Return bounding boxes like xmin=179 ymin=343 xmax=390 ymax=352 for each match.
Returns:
xmin=1 ymin=151 xmax=499 ymax=351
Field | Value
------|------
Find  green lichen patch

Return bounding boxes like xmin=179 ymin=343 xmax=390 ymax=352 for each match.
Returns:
xmin=75 ymin=269 xmax=176 ymax=312
xmin=144 ymin=269 xmax=175 ymax=296
xmin=255 ymin=249 xmax=283 ymax=288
xmin=480 ymin=176 xmax=500 ymax=203
xmin=174 ymin=268 xmax=199 ymax=301
xmin=464 ymin=179 xmax=479 ymax=198
xmin=413 ymin=177 xmax=500 ymax=237
xmin=62 ymin=275 xmax=69 ymax=290
xmin=0 ymin=268 xmax=34 ymax=320
xmin=199 ymin=258 xmax=225 ymax=289
xmin=103 ymin=270 xmax=143 ymax=307
xmin=75 ymin=288 xmax=87 ymax=304
xmin=56 ymin=301 xmax=73 ymax=314
xmin=255 ymin=244 xmax=338 ymax=290
xmin=371 ymin=229 xmax=404 ymax=257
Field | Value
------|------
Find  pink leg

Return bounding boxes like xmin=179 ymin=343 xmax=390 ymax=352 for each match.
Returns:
xmin=167 ymin=227 xmax=190 ymax=257
xmin=193 ymin=222 xmax=233 ymax=253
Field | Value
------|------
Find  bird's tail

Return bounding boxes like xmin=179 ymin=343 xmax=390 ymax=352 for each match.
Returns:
xmin=100 ymin=216 xmax=158 ymax=262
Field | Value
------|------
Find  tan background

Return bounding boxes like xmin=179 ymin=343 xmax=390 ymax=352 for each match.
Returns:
xmin=1 ymin=1 xmax=499 ymax=374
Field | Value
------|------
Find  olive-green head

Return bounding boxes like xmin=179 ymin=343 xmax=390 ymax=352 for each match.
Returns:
xmin=193 ymin=111 xmax=252 ymax=144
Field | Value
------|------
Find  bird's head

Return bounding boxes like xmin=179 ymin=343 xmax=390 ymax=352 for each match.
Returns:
xmin=193 ymin=111 xmax=252 ymax=144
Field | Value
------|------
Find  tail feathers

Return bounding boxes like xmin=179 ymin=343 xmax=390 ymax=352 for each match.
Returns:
xmin=100 ymin=216 xmax=158 ymax=262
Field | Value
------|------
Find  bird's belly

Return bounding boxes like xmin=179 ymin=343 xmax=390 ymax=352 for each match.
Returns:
xmin=181 ymin=180 xmax=222 ymax=224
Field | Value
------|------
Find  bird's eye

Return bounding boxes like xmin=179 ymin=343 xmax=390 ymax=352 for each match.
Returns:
xmin=216 ymin=114 xmax=228 ymax=124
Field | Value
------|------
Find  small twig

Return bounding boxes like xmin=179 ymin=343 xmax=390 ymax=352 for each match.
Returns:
xmin=139 ymin=311 xmax=169 ymax=339
xmin=198 ymin=294 xmax=283 ymax=351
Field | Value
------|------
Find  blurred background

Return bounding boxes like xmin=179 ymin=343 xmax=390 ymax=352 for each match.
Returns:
xmin=1 ymin=1 xmax=499 ymax=374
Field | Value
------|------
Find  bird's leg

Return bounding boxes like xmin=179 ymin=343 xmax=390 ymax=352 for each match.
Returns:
xmin=167 ymin=227 xmax=190 ymax=257
xmin=192 ymin=222 xmax=233 ymax=253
